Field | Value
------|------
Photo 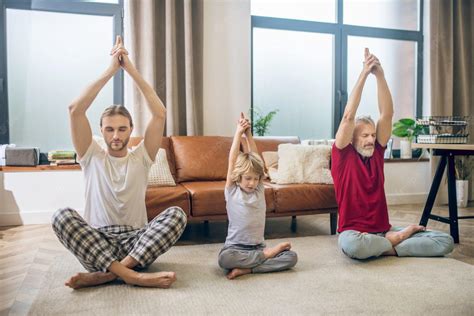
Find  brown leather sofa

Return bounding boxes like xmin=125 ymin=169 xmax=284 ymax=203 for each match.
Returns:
xmin=135 ymin=136 xmax=338 ymax=234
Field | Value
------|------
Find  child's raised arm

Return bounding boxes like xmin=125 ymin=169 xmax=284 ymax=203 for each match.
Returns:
xmin=243 ymin=116 xmax=259 ymax=155
xmin=226 ymin=113 xmax=250 ymax=188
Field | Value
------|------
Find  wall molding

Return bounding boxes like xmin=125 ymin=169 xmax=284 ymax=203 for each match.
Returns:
xmin=0 ymin=209 xmax=84 ymax=226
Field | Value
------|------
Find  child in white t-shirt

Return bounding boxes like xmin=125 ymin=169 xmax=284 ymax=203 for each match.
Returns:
xmin=218 ymin=113 xmax=298 ymax=279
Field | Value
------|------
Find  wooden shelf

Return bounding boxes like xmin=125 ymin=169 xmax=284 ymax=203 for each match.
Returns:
xmin=0 ymin=164 xmax=81 ymax=172
xmin=384 ymin=157 xmax=429 ymax=163
xmin=413 ymin=143 xmax=474 ymax=150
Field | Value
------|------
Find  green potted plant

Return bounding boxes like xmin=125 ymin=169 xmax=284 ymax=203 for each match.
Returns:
xmin=455 ymin=156 xmax=473 ymax=208
xmin=252 ymin=107 xmax=279 ymax=137
xmin=392 ymin=118 xmax=425 ymax=159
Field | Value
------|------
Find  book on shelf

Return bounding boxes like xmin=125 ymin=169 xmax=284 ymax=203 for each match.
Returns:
xmin=48 ymin=150 xmax=76 ymax=161
xmin=49 ymin=159 xmax=77 ymax=165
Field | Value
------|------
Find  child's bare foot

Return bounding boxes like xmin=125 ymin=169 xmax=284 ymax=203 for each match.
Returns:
xmin=227 ymin=268 xmax=251 ymax=280
xmin=385 ymin=225 xmax=426 ymax=246
xmin=65 ymin=271 xmax=116 ymax=289
xmin=263 ymin=242 xmax=291 ymax=259
xmin=130 ymin=271 xmax=177 ymax=288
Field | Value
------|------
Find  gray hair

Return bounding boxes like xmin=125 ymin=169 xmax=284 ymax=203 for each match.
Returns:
xmin=355 ymin=115 xmax=375 ymax=127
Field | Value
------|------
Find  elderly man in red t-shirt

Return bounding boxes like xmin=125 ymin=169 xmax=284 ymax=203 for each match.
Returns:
xmin=331 ymin=48 xmax=454 ymax=260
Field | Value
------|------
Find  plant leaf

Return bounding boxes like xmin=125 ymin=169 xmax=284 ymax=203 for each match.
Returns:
xmin=399 ymin=118 xmax=415 ymax=126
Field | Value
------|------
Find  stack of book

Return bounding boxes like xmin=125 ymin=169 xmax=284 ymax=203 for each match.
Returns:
xmin=48 ymin=150 xmax=77 ymax=165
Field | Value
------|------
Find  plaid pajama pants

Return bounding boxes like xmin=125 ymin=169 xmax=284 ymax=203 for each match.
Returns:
xmin=51 ymin=207 xmax=187 ymax=272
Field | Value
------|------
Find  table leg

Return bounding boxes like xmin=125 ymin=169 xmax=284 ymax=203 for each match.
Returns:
xmin=419 ymin=155 xmax=447 ymax=227
xmin=447 ymin=154 xmax=460 ymax=243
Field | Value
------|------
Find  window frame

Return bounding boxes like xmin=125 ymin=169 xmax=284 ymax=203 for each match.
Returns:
xmin=251 ymin=0 xmax=423 ymax=137
xmin=0 ymin=0 xmax=124 ymax=144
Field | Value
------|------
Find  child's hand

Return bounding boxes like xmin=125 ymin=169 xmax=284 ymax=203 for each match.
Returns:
xmin=236 ymin=112 xmax=250 ymax=134
xmin=237 ymin=112 xmax=251 ymax=135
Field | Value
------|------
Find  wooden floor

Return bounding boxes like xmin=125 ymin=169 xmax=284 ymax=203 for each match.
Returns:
xmin=1 ymin=204 xmax=473 ymax=315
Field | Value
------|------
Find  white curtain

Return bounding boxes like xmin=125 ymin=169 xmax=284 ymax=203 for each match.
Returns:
xmin=124 ymin=0 xmax=203 ymax=136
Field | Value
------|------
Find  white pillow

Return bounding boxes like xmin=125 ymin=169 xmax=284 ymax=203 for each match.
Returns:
xmin=276 ymin=144 xmax=333 ymax=185
xmin=148 ymin=148 xmax=176 ymax=186
xmin=93 ymin=135 xmax=175 ymax=186
xmin=261 ymin=151 xmax=279 ymax=183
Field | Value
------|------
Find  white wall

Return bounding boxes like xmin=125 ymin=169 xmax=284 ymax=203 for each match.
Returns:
xmin=384 ymin=161 xmax=432 ymax=205
xmin=0 ymin=171 xmax=85 ymax=225
xmin=202 ymin=0 xmax=251 ymax=136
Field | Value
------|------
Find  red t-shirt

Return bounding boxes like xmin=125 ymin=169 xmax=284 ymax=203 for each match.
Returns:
xmin=331 ymin=141 xmax=391 ymax=233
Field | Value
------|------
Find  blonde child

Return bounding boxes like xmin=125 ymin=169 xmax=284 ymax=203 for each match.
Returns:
xmin=218 ymin=113 xmax=297 ymax=279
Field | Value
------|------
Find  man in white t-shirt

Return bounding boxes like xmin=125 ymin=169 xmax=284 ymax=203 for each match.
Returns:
xmin=52 ymin=36 xmax=187 ymax=289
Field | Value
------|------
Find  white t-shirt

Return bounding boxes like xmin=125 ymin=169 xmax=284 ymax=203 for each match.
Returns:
xmin=224 ymin=182 xmax=266 ymax=246
xmin=78 ymin=139 xmax=153 ymax=229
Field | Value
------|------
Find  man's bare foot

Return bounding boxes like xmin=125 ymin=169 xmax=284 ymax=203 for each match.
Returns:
xmin=65 ymin=271 xmax=116 ymax=289
xmin=130 ymin=271 xmax=177 ymax=288
xmin=227 ymin=268 xmax=251 ymax=280
xmin=385 ymin=224 xmax=426 ymax=247
xmin=263 ymin=242 xmax=291 ymax=259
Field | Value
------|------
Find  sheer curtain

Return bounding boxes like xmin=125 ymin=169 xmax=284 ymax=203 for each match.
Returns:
xmin=124 ymin=0 xmax=203 ymax=136
xmin=429 ymin=0 xmax=474 ymax=202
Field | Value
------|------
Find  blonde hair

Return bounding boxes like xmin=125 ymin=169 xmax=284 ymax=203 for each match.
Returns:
xmin=231 ymin=152 xmax=265 ymax=183
xmin=100 ymin=105 xmax=134 ymax=128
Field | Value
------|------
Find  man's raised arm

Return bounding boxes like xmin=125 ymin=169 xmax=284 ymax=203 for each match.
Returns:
xmin=115 ymin=36 xmax=166 ymax=160
xmin=69 ymin=36 xmax=123 ymax=159
xmin=335 ymin=48 xmax=378 ymax=149
xmin=373 ymin=61 xmax=394 ymax=147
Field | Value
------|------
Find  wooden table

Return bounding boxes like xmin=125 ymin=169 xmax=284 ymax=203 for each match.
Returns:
xmin=412 ymin=143 xmax=474 ymax=243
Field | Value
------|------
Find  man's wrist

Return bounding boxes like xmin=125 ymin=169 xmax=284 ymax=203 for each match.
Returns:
xmin=358 ymin=72 xmax=370 ymax=83
xmin=375 ymin=72 xmax=385 ymax=80
xmin=105 ymin=65 xmax=119 ymax=77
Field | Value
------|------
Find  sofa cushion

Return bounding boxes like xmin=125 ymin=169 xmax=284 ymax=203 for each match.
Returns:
xmin=276 ymin=144 xmax=333 ymax=184
xmin=160 ymin=137 xmax=177 ymax=181
xmin=262 ymin=151 xmax=279 ymax=182
xmin=181 ymin=181 xmax=275 ymax=217
xmin=148 ymin=148 xmax=176 ymax=186
xmin=129 ymin=136 xmax=177 ymax=182
xmin=265 ymin=181 xmax=337 ymax=213
xmin=145 ymin=184 xmax=190 ymax=221
xmin=171 ymin=136 xmax=232 ymax=182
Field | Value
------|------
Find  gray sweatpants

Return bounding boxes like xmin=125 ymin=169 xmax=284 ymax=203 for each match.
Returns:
xmin=218 ymin=243 xmax=297 ymax=273
xmin=338 ymin=226 xmax=454 ymax=260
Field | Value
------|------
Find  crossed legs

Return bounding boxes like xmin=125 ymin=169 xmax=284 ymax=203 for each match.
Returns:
xmin=338 ymin=225 xmax=454 ymax=260
xmin=52 ymin=207 xmax=187 ymax=289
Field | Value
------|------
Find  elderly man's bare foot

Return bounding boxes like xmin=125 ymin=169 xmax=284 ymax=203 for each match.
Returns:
xmin=65 ymin=271 xmax=116 ymax=289
xmin=227 ymin=268 xmax=251 ymax=280
xmin=263 ymin=242 xmax=291 ymax=259
xmin=130 ymin=271 xmax=177 ymax=288
xmin=385 ymin=225 xmax=426 ymax=246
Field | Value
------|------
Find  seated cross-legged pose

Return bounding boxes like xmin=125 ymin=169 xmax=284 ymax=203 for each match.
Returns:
xmin=218 ymin=113 xmax=298 ymax=279
xmin=332 ymin=48 xmax=454 ymax=260
xmin=52 ymin=36 xmax=187 ymax=289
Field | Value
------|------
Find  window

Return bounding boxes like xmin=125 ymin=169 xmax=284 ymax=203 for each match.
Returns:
xmin=251 ymin=0 xmax=423 ymax=141
xmin=0 ymin=0 xmax=123 ymax=152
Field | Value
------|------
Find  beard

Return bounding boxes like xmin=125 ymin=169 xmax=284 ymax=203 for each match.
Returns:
xmin=355 ymin=144 xmax=374 ymax=158
xmin=106 ymin=137 xmax=130 ymax=151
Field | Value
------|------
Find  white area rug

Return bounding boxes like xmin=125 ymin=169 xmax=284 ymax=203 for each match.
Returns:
xmin=30 ymin=236 xmax=474 ymax=315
